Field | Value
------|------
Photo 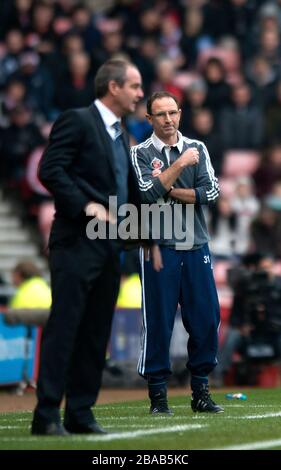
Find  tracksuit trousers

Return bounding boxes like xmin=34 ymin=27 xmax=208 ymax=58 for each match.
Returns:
xmin=138 ymin=244 xmax=220 ymax=382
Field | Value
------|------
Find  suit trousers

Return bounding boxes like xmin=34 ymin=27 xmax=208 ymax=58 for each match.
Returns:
xmin=35 ymin=236 xmax=121 ymax=424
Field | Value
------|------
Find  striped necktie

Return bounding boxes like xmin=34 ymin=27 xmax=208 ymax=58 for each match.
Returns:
xmin=113 ymin=121 xmax=123 ymax=140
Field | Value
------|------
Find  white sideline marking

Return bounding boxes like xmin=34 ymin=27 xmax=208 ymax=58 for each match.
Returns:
xmin=0 ymin=424 xmax=207 ymax=443
xmin=0 ymin=418 xmax=30 ymax=422
xmin=216 ymin=439 xmax=281 ymax=450
xmin=240 ymin=411 xmax=281 ymax=419
xmin=191 ymin=411 xmax=281 ymax=420
xmin=220 ymin=404 xmax=279 ymax=408
xmin=75 ymin=423 xmax=207 ymax=442
xmin=0 ymin=425 xmax=23 ymax=429
xmin=100 ymin=416 xmax=189 ymax=420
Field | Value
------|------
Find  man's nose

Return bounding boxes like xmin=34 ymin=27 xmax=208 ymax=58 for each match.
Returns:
xmin=165 ymin=112 xmax=172 ymax=122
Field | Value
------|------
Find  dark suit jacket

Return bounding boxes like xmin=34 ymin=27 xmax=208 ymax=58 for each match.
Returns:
xmin=39 ymin=104 xmax=142 ymax=248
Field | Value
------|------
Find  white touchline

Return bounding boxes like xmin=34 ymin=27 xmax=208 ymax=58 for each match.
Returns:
xmin=216 ymin=439 xmax=281 ymax=450
xmin=192 ymin=411 xmax=281 ymax=420
xmin=240 ymin=411 xmax=281 ymax=419
xmin=0 ymin=425 xmax=23 ymax=429
xmin=0 ymin=418 xmax=30 ymax=422
xmin=81 ymin=424 xmax=207 ymax=442
xmin=0 ymin=423 xmax=207 ymax=443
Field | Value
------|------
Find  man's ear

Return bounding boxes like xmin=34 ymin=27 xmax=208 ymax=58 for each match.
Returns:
xmin=108 ymin=80 xmax=119 ymax=96
xmin=146 ymin=113 xmax=152 ymax=124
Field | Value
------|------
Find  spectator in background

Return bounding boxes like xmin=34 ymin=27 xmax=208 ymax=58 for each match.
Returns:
xmin=227 ymin=0 xmax=256 ymax=58
xmin=219 ymin=81 xmax=264 ymax=151
xmin=209 ymin=195 xmax=237 ymax=259
xmin=0 ymin=78 xmax=27 ymax=128
xmin=117 ymin=250 xmax=142 ymax=309
xmin=0 ymin=103 xmax=44 ymax=186
xmin=250 ymin=204 xmax=281 ymax=258
xmin=70 ymin=3 xmax=101 ymax=54
xmin=202 ymin=57 xmax=231 ymax=115
xmin=257 ymin=26 xmax=281 ymax=75
xmin=53 ymin=32 xmax=85 ymax=84
xmin=231 ymin=177 xmax=260 ymax=256
xmin=91 ymin=29 xmax=125 ymax=72
xmin=55 ymin=51 xmax=94 ymax=111
xmin=9 ymin=260 xmax=52 ymax=395
xmin=12 ymin=50 xmax=55 ymax=120
xmin=61 ymin=31 xmax=85 ymax=56
xmin=6 ymin=0 xmax=33 ymax=35
xmin=135 ymin=6 xmax=161 ymax=40
xmin=253 ymin=144 xmax=281 ymax=198
xmin=30 ymin=1 xmax=56 ymax=44
xmin=55 ymin=0 xmax=79 ymax=18
xmin=151 ymin=56 xmax=183 ymax=102
xmin=131 ymin=36 xmax=158 ymax=95
xmin=10 ymin=260 xmax=51 ymax=310
xmin=180 ymin=78 xmax=207 ymax=135
xmin=265 ymin=80 xmax=281 ymax=144
xmin=247 ymin=1 xmax=281 ymax=61
xmin=246 ymin=55 xmax=278 ymax=109
xmin=0 ymin=29 xmax=25 ymax=87
xmin=189 ymin=107 xmax=223 ymax=175
xmin=179 ymin=6 xmax=212 ymax=69
xmin=160 ymin=13 xmax=183 ymax=65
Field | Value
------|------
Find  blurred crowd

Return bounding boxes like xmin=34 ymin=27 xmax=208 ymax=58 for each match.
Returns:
xmin=1 ymin=0 xmax=281 ymax=261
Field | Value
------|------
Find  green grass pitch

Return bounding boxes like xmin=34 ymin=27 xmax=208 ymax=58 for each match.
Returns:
xmin=0 ymin=388 xmax=281 ymax=450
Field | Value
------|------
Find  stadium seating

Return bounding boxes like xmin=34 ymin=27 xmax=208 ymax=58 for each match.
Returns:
xmin=218 ymin=177 xmax=236 ymax=197
xmin=222 ymin=150 xmax=261 ymax=177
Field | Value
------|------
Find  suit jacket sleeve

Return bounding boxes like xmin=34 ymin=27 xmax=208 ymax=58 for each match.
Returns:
xmin=38 ymin=109 xmax=90 ymax=219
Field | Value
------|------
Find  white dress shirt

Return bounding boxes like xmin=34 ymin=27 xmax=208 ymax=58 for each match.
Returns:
xmin=94 ymin=99 xmax=121 ymax=140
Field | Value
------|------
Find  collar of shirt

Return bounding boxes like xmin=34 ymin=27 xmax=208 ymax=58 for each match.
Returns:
xmin=94 ymin=99 xmax=121 ymax=139
xmin=151 ymin=131 xmax=184 ymax=154
xmin=151 ymin=131 xmax=184 ymax=165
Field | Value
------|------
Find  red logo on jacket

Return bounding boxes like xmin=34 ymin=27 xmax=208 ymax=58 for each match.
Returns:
xmin=151 ymin=158 xmax=164 ymax=170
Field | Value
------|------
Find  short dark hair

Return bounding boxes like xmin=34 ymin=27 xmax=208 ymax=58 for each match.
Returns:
xmin=95 ymin=59 xmax=133 ymax=99
xmin=146 ymin=91 xmax=179 ymax=115
xmin=13 ymin=261 xmax=41 ymax=280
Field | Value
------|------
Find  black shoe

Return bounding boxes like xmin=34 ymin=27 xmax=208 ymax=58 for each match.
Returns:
xmin=31 ymin=420 xmax=69 ymax=436
xmin=191 ymin=384 xmax=224 ymax=413
xmin=64 ymin=419 xmax=107 ymax=434
xmin=149 ymin=390 xmax=173 ymax=415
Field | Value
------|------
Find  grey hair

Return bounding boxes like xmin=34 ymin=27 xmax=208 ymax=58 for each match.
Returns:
xmin=95 ymin=59 xmax=133 ymax=98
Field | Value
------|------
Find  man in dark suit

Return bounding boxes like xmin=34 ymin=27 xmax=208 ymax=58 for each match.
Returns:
xmin=31 ymin=59 xmax=144 ymax=436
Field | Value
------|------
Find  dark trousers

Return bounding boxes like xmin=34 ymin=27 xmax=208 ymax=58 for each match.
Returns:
xmin=138 ymin=244 xmax=220 ymax=379
xmin=35 ymin=237 xmax=120 ymax=424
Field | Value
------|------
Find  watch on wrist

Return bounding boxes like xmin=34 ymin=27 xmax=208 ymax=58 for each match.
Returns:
xmin=167 ymin=185 xmax=174 ymax=195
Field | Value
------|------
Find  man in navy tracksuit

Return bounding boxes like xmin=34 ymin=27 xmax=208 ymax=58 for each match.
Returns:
xmin=131 ymin=91 xmax=223 ymax=414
